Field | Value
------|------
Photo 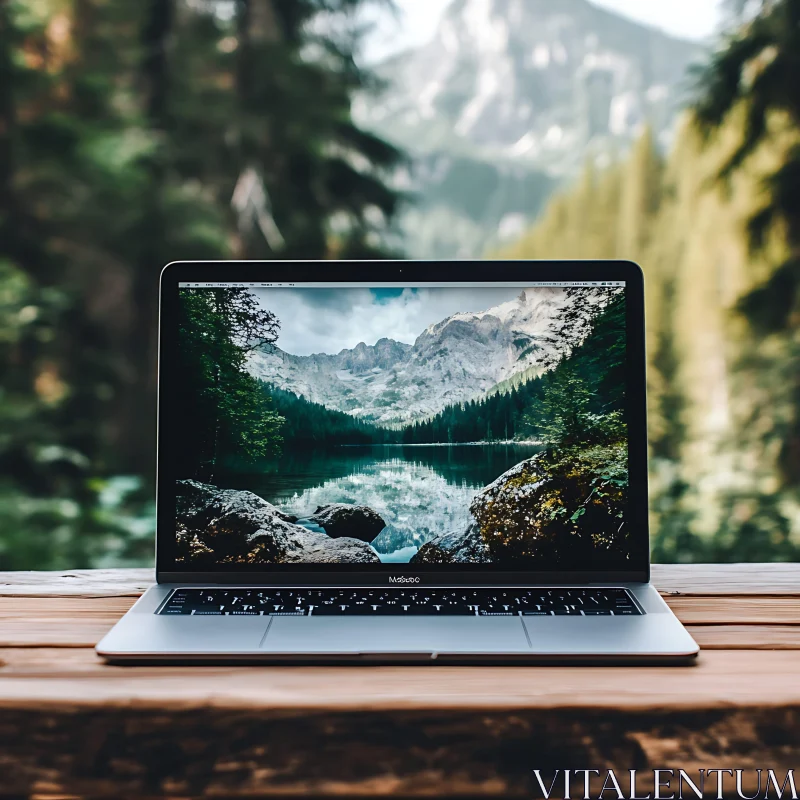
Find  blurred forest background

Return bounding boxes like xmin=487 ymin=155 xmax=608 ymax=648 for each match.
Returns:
xmin=1 ymin=0 xmax=799 ymax=568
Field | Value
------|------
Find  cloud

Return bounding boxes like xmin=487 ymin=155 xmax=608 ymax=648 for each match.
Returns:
xmin=252 ymin=286 xmax=524 ymax=356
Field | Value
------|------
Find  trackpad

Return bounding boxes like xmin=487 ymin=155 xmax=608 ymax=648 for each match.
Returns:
xmin=263 ymin=616 xmax=530 ymax=654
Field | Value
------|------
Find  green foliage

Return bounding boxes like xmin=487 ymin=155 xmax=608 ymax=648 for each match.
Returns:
xmin=402 ymin=388 xmax=530 ymax=444
xmin=694 ymin=0 xmax=800 ymax=488
xmin=532 ymin=366 xmax=593 ymax=446
xmin=176 ymin=289 xmax=284 ymax=480
xmin=0 ymin=476 xmax=155 ymax=571
xmin=471 ymin=441 xmax=629 ymax=569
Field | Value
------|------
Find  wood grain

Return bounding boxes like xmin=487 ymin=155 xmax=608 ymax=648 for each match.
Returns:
xmin=0 ymin=693 xmax=798 ymax=798
xmin=688 ymin=624 xmax=800 ymax=648
xmin=664 ymin=595 xmax=800 ymax=623
xmin=0 ymin=621 xmax=797 ymax=660
xmin=0 ymin=568 xmax=153 ymax=597
xmin=2 ymin=563 xmax=799 ymax=596
xmin=0 ymin=596 xmax=134 ymax=647
xmin=651 ymin=562 xmax=800 ymax=595
xmin=1 ymin=565 xmax=799 ymax=798
xmin=0 ymin=649 xmax=799 ymax=708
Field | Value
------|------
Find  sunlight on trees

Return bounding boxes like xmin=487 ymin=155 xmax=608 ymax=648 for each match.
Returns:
xmin=497 ymin=0 xmax=800 ymax=560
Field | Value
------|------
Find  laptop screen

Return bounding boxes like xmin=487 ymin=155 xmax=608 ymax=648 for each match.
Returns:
xmin=171 ymin=281 xmax=631 ymax=571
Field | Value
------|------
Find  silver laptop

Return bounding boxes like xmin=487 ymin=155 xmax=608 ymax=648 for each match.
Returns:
xmin=97 ymin=260 xmax=699 ymax=664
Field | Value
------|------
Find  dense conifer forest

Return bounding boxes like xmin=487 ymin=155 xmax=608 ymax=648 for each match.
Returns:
xmin=263 ymin=384 xmax=400 ymax=448
xmin=401 ymin=291 xmax=625 ymax=446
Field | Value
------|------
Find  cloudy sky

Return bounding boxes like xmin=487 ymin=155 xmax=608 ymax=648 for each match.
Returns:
xmin=361 ymin=0 xmax=723 ymax=62
xmin=254 ymin=286 xmax=525 ymax=356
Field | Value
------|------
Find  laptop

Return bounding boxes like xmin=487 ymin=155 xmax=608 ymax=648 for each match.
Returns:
xmin=97 ymin=260 xmax=699 ymax=664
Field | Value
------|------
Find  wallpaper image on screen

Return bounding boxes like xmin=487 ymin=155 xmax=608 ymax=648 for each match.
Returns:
xmin=173 ymin=285 xmax=629 ymax=568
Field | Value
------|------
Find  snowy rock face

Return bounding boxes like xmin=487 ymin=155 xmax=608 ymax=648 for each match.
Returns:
xmin=360 ymin=0 xmax=702 ymax=164
xmin=353 ymin=0 xmax=705 ymax=258
xmin=247 ymin=287 xmax=571 ymax=426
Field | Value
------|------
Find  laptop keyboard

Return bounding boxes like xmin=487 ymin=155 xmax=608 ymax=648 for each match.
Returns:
xmin=159 ymin=587 xmax=642 ymax=616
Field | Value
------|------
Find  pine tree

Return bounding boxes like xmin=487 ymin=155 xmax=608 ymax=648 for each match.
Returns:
xmin=617 ymin=127 xmax=663 ymax=258
xmin=694 ymin=0 xmax=800 ymax=485
xmin=176 ymin=288 xmax=285 ymax=480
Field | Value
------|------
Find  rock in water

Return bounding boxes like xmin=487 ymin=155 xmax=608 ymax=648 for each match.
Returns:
xmin=175 ymin=480 xmax=380 ymax=565
xmin=282 ymin=532 xmax=386 ymax=564
xmin=308 ymin=504 xmax=386 ymax=542
xmin=468 ymin=444 xmax=629 ymax=567
xmin=410 ymin=526 xmax=490 ymax=564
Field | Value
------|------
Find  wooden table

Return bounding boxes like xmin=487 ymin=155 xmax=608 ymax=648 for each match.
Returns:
xmin=1 ymin=565 xmax=799 ymax=799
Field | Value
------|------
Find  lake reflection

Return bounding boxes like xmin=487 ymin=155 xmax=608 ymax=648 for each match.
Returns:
xmin=220 ymin=444 xmax=542 ymax=563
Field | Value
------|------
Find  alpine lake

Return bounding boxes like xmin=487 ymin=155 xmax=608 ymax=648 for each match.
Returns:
xmin=219 ymin=443 xmax=543 ymax=563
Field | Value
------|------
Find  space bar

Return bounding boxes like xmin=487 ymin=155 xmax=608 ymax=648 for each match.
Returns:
xmin=311 ymin=605 xmax=476 ymax=615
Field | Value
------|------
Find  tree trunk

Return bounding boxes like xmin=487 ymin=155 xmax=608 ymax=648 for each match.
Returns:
xmin=0 ymin=1 xmax=16 ymax=240
xmin=233 ymin=0 xmax=282 ymax=259
xmin=117 ymin=0 xmax=174 ymax=482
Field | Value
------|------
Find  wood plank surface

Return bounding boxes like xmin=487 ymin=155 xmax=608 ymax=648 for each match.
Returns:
xmin=1 ymin=565 xmax=799 ymax=799
xmin=651 ymin=562 xmax=800 ymax=595
xmin=2 ymin=593 xmax=799 ymax=648
xmin=2 ymin=618 xmax=800 ymax=651
xmin=0 ymin=568 xmax=154 ymax=597
xmin=2 ymin=563 xmax=800 ymax=596
xmin=0 ymin=648 xmax=799 ymax=707
xmin=0 ymin=626 xmax=797 ymax=654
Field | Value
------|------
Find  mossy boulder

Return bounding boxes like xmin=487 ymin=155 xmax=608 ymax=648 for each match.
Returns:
xmin=469 ymin=443 xmax=629 ymax=567
xmin=410 ymin=525 xmax=490 ymax=564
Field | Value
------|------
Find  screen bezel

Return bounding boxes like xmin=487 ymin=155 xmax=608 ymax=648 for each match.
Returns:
xmin=156 ymin=260 xmax=650 ymax=585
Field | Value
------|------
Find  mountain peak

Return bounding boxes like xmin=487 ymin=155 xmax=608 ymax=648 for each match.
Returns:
xmin=367 ymin=0 xmax=703 ymax=154
xmin=248 ymin=288 xmax=573 ymax=426
xmin=354 ymin=0 xmax=705 ymax=259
